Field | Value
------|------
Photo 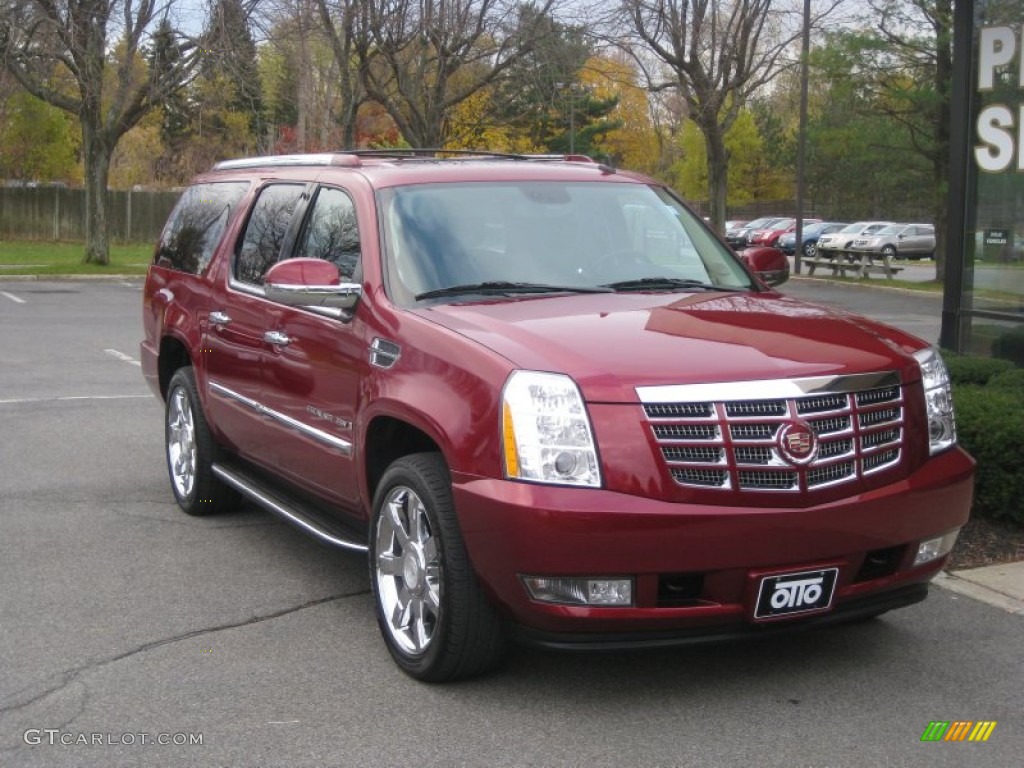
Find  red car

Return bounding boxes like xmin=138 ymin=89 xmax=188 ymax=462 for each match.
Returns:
xmin=749 ymin=218 xmax=821 ymax=247
xmin=142 ymin=151 xmax=973 ymax=681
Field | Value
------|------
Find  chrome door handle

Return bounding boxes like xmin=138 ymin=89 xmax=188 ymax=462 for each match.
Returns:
xmin=209 ymin=311 xmax=232 ymax=327
xmin=264 ymin=330 xmax=291 ymax=347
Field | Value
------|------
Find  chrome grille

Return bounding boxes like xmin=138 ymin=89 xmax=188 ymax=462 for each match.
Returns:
xmin=645 ymin=403 xmax=713 ymax=418
xmin=663 ymin=446 xmax=724 ymax=464
xmin=639 ymin=373 xmax=905 ymax=493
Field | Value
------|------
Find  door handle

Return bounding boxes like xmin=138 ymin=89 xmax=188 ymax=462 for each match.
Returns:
xmin=264 ymin=330 xmax=292 ymax=347
xmin=209 ymin=311 xmax=232 ymax=327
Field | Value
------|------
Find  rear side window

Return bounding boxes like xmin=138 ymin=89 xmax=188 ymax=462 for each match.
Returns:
xmin=235 ymin=184 xmax=306 ymax=285
xmin=155 ymin=182 xmax=248 ymax=274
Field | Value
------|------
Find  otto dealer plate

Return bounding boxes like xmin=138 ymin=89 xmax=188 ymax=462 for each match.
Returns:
xmin=754 ymin=568 xmax=839 ymax=620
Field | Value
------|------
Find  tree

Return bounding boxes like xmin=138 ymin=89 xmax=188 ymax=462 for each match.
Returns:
xmin=0 ymin=88 xmax=79 ymax=182
xmin=670 ymin=109 xmax=789 ymax=204
xmin=352 ymin=0 xmax=557 ymax=147
xmin=859 ymin=0 xmax=953 ymax=280
xmin=620 ymin=0 xmax=837 ymax=232
xmin=314 ymin=0 xmax=367 ymax=148
xmin=584 ymin=53 xmax=659 ymax=173
xmin=205 ymin=0 xmax=264 ymax=142
xmin=803 ymin=31 xmax=930 ymax=220
xmin=0 ymin=2 xmax=199 ymax=264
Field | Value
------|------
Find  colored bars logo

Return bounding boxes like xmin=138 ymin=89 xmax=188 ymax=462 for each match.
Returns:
xmin=921 ymin=721 xmax=997 ymax=742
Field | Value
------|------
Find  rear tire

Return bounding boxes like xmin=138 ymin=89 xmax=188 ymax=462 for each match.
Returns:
xmin=165 ymin=367 xmax=239 ymax=516
xmin=370 ymin=453 xmax=506 ymax=682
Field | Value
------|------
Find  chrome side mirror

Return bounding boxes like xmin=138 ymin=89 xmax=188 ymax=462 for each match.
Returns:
xmin=264 ymin=258 xmax=362 ymax=310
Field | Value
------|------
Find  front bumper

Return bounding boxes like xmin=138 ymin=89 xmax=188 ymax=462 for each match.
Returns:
xmin=453 ymin=447 xmax=973 ymax=640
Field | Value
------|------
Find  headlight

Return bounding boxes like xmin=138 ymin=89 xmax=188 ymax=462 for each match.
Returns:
xmin=501 ymin=371 xmax=601 ymax=487
xmin=913 ymin=347 xmax=956 ymax=455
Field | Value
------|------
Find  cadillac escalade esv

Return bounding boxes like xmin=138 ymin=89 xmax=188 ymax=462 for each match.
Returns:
xmin=141 ymin=151 xmax=974 ymax=682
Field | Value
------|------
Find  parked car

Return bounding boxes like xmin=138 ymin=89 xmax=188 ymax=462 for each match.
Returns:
xmin=142 ymin=150 xmax=972 ymax=681
xmin=816 ymin=221 xmax=894 ymax=258
xmin=726 ymin=216 xmax=786 ymax=249
xmin=750 ymin=218 xmax=824 ymax=248
xmin=777 ymin=222 xmax=848 ymax=257
xmin=850 ymin=224 xmax=935 ymax=260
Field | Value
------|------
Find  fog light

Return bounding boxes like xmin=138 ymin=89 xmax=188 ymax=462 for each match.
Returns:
xmin=521 ymin=576 xmax=633 ymax=606
xmin=914 ymin=529 xmax=961 ymax=566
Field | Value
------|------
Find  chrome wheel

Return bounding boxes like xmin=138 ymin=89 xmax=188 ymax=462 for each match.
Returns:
xmin=374 ymin=485 xmax=441 ymax=656
xmin=803 ymin=241 xmax=817 ymax=258
xmin=167 ymin=386 xmax=197 ymax=499
xmin=164 ymin=366 xmax=238 ymax=515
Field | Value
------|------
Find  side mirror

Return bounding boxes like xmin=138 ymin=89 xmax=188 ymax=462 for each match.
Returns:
xmin=264 ymin=258 xmax=361 ymax=310
xmin=740 ymin=246 xmax=789 ymax=287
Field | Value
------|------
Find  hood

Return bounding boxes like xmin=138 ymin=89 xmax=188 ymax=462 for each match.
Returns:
xmin=411 ymin=292 xmax=926 ymax=402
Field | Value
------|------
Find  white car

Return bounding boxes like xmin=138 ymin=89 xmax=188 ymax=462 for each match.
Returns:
xmin=850 ymin=223 xmax=935 ymax=260
xmin=816 ymin=221 xmax=894 ymax=258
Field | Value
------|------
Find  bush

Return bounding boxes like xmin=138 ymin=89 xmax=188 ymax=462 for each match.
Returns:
xmin=990 ymin=367 xmax=1024 ymax=392
xmin=952 ymin=383 xmax=1024 ymax=525
xmin=944 ymin=354 xmax=1014 ymax=385
xmin=992 ymin=326 xmax=1024 ymax=366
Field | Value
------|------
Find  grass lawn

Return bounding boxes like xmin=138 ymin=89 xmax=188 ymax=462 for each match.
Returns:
xmin=0 ymin=241 xmax=151 ymax=276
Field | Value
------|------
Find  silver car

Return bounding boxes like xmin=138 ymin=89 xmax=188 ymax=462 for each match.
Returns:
xmin=816 ymin=221 xmax=894 ymax=258
xmin=850 ymin=223 xmax=935 ymax=260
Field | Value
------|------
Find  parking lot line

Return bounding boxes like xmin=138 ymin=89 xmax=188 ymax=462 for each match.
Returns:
xmin=104 ymin=348 xmax=142 ymax=366
xmin=1 ymin=290 xmax=26 ymax=304
xmin=0 ymin=394 xmax=151 ymax=405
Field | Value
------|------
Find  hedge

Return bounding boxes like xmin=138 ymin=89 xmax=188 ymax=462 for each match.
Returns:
xmin=945 ymin=355 xmax=1024 ymax=525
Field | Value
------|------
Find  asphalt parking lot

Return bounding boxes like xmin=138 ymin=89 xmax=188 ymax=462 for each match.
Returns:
xmin=0 ymin=279 xmax=1020 ymax=767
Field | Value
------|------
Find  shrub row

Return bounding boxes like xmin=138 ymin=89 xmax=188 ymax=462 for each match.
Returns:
xmin=945 ymin=355 xmax=1024 ymax=525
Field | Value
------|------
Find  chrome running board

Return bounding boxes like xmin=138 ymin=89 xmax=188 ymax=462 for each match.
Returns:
xmin=212 ymin=463 xmax=368 ymax=553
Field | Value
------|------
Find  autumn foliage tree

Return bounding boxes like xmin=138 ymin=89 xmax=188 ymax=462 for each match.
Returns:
xmin=0 ymin=1 xmax=200 ymax=264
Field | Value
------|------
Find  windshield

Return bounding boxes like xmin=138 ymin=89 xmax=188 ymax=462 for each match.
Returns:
xmin=839 ymin=223 xmax=866 ymax=234
xmin=379 ymin=181 xmax=754 ymax=305
xmin=876 ymin=225 xmax=903 ymax=235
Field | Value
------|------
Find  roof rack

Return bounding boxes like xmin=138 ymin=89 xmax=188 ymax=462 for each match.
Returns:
xmin=338 ymin=148 xmax=598 ymax=163
xmin=212 ymin=149 xmax=602 ymax=171
xmin=213 ymin=153 xmax=361 ymax=171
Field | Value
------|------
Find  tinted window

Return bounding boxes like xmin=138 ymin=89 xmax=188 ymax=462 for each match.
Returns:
xmin=294 ymin=186 xmax=361 ymax=281
xmin=236 ymin=184 xmax=305 ymax=284
xmin=380 ymin=181 xmax=752 ymax=304
xmin=155 ymin=182 xmax=248 ymax=274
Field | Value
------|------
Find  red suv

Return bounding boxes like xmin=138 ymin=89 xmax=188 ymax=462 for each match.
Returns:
xmin=142 ymin=151 xmax=973 ymax=681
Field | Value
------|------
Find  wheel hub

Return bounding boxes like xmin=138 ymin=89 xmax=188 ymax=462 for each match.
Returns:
xmin=403 ymin=546 xmax=426 ymax=594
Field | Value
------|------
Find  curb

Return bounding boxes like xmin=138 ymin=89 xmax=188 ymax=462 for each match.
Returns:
xmin=934 ymin=566 xmax=1024 ymax=615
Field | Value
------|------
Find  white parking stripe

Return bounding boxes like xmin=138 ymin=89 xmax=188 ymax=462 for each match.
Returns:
xmin=1 ymin=291 xmax=26 ymax=304
xmin=104 ymin=348 xmax=142 ymax=366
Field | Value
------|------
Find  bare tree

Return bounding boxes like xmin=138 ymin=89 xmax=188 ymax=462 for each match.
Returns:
xmin=0 ymin=1 xmax=200 ymax=264
xmin=313 ymin=0 xmax=367 ymax=147
xmin=619 ymin=1 xmax=834 ymax=231
xmin=349 ymin=0 xmax=557 ymax=147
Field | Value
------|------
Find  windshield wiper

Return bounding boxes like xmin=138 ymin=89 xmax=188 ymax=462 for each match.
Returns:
xmin=600 ymin=277 xmax=744 ymax=293
xmin=415 ymin=281 xmax=613 ymax=300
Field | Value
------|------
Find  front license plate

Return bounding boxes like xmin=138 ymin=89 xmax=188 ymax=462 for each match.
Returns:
xmin=754 ymin=568 xmax=839 ymax=620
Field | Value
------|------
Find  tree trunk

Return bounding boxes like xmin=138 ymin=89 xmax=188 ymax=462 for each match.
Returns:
xmin=82 ymin=125 xmax=112 ymax=265
xmin=703 ymin=123 xmax=729 ymax=234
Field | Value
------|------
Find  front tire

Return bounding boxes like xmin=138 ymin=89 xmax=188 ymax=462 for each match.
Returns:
xmin=165 ymin=367 xmax=239 ymax=516
xmin=370 ymin=453 xmax=506 ymax=682
xmin=802 ymin=241 xmax=817 ymax=258
xmin=882 ymin=244 xmax=898 ymax=259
